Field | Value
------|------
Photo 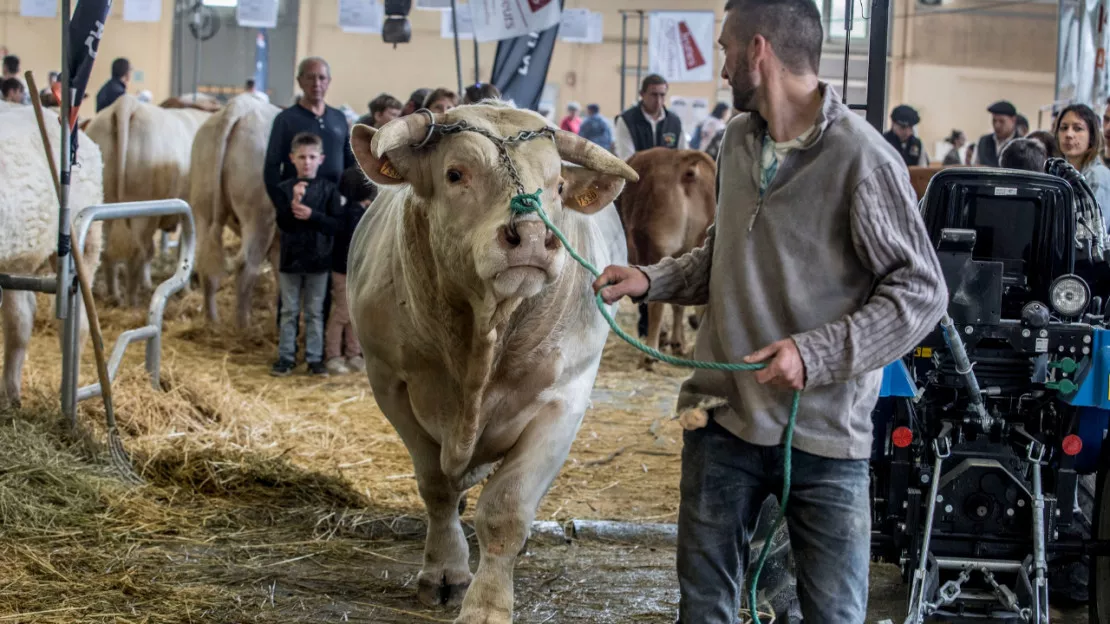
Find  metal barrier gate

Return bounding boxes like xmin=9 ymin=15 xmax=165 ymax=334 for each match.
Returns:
xmin=0 ymin=199 xmax=195 ymax=427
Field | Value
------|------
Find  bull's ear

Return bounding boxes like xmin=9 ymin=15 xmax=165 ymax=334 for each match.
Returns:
xmin=351 ymin=124 xmax=408 ymax=186
xmin=560 ymin=164 xmax=627 ymax=215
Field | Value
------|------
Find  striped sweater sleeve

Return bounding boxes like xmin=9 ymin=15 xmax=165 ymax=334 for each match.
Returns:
xmin=635 ymin=223 xmax=716 ymax=307
xmin=791 ymin=162 xmax=948 ymax=387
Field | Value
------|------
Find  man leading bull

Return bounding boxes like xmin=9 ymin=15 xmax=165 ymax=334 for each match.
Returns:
xmin=594 ymin=0 xmax=947 ymax=621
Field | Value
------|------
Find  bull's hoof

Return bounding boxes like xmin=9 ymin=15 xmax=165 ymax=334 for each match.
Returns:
xmin=417 ymin=569 xmax=472 ymax=608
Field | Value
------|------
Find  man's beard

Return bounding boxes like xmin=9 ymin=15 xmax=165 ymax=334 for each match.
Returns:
xmin=729 ymin=61 xmax=758 ymax=113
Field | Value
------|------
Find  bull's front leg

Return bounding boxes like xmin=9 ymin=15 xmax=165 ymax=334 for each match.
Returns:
xmin=455 ymin=401 xmax=578 ymax=624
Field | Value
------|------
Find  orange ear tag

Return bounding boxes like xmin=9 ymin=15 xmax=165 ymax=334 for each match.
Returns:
xmin=379 ymin=157 xmax=403 ymax=180
xmin=575 ymin=188 xmax=599 ymax=207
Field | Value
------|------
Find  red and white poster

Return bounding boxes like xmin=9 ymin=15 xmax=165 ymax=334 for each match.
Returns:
xmin=470 ymin=0 xmax=563 ymax=43
xmin=648 ymin=11 xmax=716 ymax=83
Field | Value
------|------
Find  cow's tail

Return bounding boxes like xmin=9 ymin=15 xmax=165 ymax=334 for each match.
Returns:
xmin=194 ymin=102 xmax=242 ymax=282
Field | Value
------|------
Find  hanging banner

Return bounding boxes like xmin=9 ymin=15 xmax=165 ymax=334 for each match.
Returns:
xmin=441 ymin=4 xmax=474 ymax=40
xmin=237 ymin=0 xmax=279 ymax=29
xmin=490 ymin=0 xmax=562 ymax=110
xmin=67 ymin=0 xmax=113 ymax=162
xmin=417 ymin=0 xmax=452 ymax=9
xmin=1057 ymin=0 xmax=1110 ymax=112
xmin=253 ymin=30 xmax=268 ymax=93
xmin=339 ymin=0 xmax=383 ymax=34
xmin=648 ymin=11 xmax=715 ymax=83
xmin=123 ymin=0 xmax=161 ymax=22
xmin=470 ymin=0 xmax=562 ymax=43
xmin=20 ymin=0 xmax=57 ymax=18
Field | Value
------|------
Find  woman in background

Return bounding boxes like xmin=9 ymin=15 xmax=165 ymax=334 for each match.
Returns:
xmin=942 ymin=130 xmax=966 ymax=165
xmin=1055 ymin=104 xmax=1110 ymax=226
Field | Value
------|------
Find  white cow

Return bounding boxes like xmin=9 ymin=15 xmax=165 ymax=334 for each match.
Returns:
xmin=347 ymin=104 xmax=637 ymax=623
xmin=0 ymin=104 xmax=104 ymax=407
xmin=83 ymin=94 xmax=211 ymax=306
xmin=189 ymin=94 xmax=281 ymax=327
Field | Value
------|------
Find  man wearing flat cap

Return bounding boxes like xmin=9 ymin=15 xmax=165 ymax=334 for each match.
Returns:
xmin=884 ymin=104 xmax=929 ymax=167
xmin=973 ymin=100 xmax=1019 ymax=166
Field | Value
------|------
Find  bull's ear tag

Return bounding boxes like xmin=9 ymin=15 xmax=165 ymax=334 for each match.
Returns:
xmin=575 ymin=187 xmax=599 ymax=208
xmin=379 ymin=157 xmax=403 ymax=180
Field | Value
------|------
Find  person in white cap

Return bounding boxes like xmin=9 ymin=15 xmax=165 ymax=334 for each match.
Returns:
xmin=560 ymin=101 xmax=582 ymax=134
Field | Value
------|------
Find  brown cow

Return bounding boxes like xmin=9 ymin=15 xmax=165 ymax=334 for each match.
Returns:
xmin=616 ymin=147 xmax=716 ymax=369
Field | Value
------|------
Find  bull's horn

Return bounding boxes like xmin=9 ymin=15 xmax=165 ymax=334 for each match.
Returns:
xmin=554 ymin=130 xmax=639 ymax=182
xmin=370 ymin=110 xmax=445 ymax=157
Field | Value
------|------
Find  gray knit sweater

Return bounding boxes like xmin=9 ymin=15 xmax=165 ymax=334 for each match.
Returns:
xmin=640 ymin=84 xmax=947 ymax=460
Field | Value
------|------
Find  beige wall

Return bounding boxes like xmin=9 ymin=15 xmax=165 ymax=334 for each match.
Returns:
xmin=295 ymin=0 xmax=729 ymax=120
xmin=0 ymin=0 xmax=176 ymax=105
xmin=887 ymin=0 xmax=1058 ymax=157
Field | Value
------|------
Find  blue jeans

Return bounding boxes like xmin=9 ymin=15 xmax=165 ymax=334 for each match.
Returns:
xmin=278 ymin=272 xmax=328 ymax=364
xmin=677 ymin=417 xmax=871 ymax=624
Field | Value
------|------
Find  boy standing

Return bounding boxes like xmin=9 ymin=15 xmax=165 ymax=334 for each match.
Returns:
xmin=272 ymin=132 xmax=341 ymax=377
xmin=325 ymin=167 xmax=377 ymax=375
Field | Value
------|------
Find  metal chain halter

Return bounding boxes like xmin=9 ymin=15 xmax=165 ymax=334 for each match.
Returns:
xmin=410 ymin=108 xmax=555 ymax=215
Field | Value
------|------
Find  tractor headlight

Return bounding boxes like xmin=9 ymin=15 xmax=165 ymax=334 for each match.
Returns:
xmin=1049 ymin=274 xmax=1090 ymax=317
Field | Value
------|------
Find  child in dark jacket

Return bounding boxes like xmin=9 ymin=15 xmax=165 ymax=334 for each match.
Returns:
xmin=271 ymin=132 xmax=342 ymax=377
xmin=325 ymin=166 xmax=378 ymax=375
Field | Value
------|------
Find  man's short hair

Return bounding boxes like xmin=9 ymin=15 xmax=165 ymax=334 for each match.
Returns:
xmin=724 ymin=0 xmax=824 ymax=75
xmin=463 ymin=82 xmax=501 ymax=104
xmin=2 ymin=55 xmax=19 ymax=74
xmin=111 ymin=58 xmax=131 ymax=80
xmin=407 ymin=88 xmax=432 ymax=109
xmin=423 ymin=88 xmax=458 ymax=109
xmin=368 ymin=93 xmax=403 ymax=116
xmin=290 ymin=132 xmax=324 ymax=152
xmin=1 ymin=78 xmax=23 ymax=97
xmin=999 ymin=138 xmax=1047 ymax=172
xmin=640 ymin=74 xmax=668 ymax=93
xmin=245 ymin=78 xmax=256 ymax=89
xmin=296 ymin=56 xmax=330 ymax=79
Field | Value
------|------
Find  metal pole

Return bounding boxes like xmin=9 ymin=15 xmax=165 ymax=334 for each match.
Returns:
xmin=635 ymin=10 xmax=644 ymax=89
xmin=192 ymin=15 xmax=201 ymax=102
xmin=864 ymin=0 xmax=890 ymax=132
xmin=450 ymin=0 xmax=464 ymax=95
xmin=57 ymin=0 xmax=72 ymax=322
xmin=842 ymin=0 xmax=853 ymax=104
xmin=175 ymin=0 xmax=183 ymax=96
xmin=473 ymin=37 xmax=480 ymax=85
xmin=620 ymin=12 xmax=628 ymax=112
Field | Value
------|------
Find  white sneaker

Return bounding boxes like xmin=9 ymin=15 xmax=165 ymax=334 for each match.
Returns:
xmin=347 ymin=356 xmax=366 ymax=373
xmin=326 ymin=358 xmax=351 ymax=375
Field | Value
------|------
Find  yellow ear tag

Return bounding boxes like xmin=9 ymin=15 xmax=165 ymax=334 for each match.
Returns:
xmin=379 ymin=157 xmax=402 ymax=180
xmin=575 ymin=188 xmax=599 ymax=207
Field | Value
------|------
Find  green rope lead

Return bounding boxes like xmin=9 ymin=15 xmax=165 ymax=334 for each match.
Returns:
xmin=511 ymin=191 xmax=799 ymax=624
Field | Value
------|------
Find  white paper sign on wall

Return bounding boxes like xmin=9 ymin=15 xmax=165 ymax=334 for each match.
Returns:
xmin=20 ymin=0 xmax=57 ymax=18
xmin=124 ymin=0 xmax=162 ymax=22
xmin=238 ymin=0 xmax=279 ymax=29
xmin=339 ymin=0 xmax=384 ymax=34
xmin=469 ymin=0 xmax=561 ymax=43
xmin=417 ymin=0 xmax=453 ymax=9
xmin=648 ymin=11 xmax=716 ymax=83
xmin=559 ymin=10 xmax=603 ymax=44
xmin=441 ymin=4 xmax=474 ymax=40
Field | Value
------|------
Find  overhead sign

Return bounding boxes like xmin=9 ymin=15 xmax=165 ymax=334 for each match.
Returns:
xmin=417 ymin=0 xmax=452 ymax=9
xmin=648 ymin=11 xmax=715 ymax=83
xmin=558 ymin=8 xmax=601 ymax=44
xmin=123 ymin=0 xmax=162 ymax=22
xmin=237 ymin=0 xmax=279 ymax=29
xmin=441 ymin=4 xmax=474 ymax=40
xmin=20 ymin=0 xmax=57 ymax=18
xmin=469 ymin=0 xmax=562 ymax=43
xmin=339 ymin=0 xmax=384 ymax=34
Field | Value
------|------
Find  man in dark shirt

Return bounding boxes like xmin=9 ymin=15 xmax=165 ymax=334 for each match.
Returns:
xmin=883 ymin=104 xmax=929 ymax=168
xmin=96 ymin=58 xmax=131 ymax=112
xmin=263 ymin=56 xmax=356 ymax=212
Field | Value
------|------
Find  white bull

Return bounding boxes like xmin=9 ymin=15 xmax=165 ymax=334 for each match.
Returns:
xmin=189 ymin=94 xmax=280 ymax=327
xmin=83 ymin=94 xmax=211 ymax=306
xmin=347 ymin=104 xmax=637 ymax=623
xmin=0 ymin=104 xmax=104 ymax=407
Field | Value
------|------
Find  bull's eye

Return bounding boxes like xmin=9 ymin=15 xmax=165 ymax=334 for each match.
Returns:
xmin=446 ymin=169 xmax=463 ymax=183
xmin=558 ymin=181 xmax=565 ymax=194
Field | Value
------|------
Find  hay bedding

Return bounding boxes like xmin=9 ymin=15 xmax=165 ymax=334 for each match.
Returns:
xmin=0 ymin=252 xmax=692 ymax=620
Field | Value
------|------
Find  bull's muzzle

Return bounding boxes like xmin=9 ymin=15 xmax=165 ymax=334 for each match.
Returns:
xmin=498 ymin=220 xmax=558 ymax=270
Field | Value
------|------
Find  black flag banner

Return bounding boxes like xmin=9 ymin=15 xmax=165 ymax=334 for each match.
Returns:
xmin=67 ymin=0 xmax=113 ymax=163
xmin=489 ymin=0 xmax=563 ymax=112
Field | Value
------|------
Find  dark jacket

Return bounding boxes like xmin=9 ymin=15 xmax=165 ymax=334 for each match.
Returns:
xmin=275 ymin=177 xmax=342 ymax=274
xmin=264 ymin=103 xmax=356 ymax=215
xmin=96 ymin=78 xmax=127 ymax=112
xmin=332 ymin=200 xmax=367 ymax=274
xmin=976 ymin=132 xmax=1010 ymax=168
xmin=883 ymin=130 xmax=927 ymax=167
xmin=620 ymin=104 xmax=683 ymax=152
